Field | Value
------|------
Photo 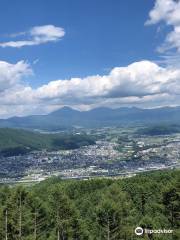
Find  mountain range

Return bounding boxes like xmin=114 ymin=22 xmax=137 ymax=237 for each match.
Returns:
xmin=0 ymin=106 xmax=180 ymax=130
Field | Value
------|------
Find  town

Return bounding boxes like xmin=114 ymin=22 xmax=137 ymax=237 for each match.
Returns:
xmin=0 ymin=126 xmax=179 ymax=183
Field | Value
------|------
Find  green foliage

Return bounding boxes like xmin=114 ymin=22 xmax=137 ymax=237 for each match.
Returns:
xmin=0 ymin=128 xmax=95 ymax=156
xmin=0 ymin=169 xmax=179 ymax=239
xmin=137 ymin=124 xmax=180 ymax=136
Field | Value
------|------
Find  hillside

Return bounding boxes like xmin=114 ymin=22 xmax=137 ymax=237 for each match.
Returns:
xmin=1 ymin=106 xmax=180 ymax=130
xmin=0 ymin=128 xmax=95 ymax=156
xmin=137 ymin=124 xmax=180 ymax=136
xmin=0 ymin=169 xmax=179 ymax=239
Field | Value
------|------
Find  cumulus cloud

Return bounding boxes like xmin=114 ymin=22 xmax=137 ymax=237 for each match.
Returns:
xmin=1 ymin=60 xmax=180 ymax=118
xmin=34 ymin=60 xmax=180 ymax=102
xmin=0 ymin=60 xmax=32 ymax=92
xmin=1 ymin=2 xmax=180 ymax=117
xmin=146 ymin=0 xmax=180 ymax=53
xmin=0 ymin=25 xmax=65 ymax=48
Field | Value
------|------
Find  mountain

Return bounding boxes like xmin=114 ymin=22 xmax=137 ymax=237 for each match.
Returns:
xmin=0 ymin=128 xmax=95 ymax=157
xmin=136 ymin=124 xmax=180 ymax=136
xmin=0 ymin=106 xmax=180 ymax=130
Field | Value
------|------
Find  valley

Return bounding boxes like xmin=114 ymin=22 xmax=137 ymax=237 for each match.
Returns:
xmin=0 ymin=126 xmax=179 ymax=183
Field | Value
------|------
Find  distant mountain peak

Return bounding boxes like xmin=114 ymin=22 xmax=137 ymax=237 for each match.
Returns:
xmin=59 ymin=106 xmax=76 ymax=111
xmin=0 ymin=106 xmax=180 ymax=130
xmin=50 ymin=106 xmax=79 ymax=116
xmin=88 ymin=107 xmax=112 ymax=112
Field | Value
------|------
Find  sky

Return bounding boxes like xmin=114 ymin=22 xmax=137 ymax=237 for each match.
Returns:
xmin=0 ymin=0 xmax=180 ymax=118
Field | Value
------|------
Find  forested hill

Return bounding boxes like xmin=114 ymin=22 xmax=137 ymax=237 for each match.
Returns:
xmin=0 ymin=169 xmax=179 ymax=239
xmin=0 ymin=128 xmax=95 ymax=156
xmin=137 ymin=124 xmax=180 ymax=136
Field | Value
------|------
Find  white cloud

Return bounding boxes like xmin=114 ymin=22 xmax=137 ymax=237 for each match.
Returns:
xmin=146 ymin=0 xmax=180 ymax=53
xmin=34 ymin=60 xmax=180 ymax=101
xmin=0 ymin=60 xmax=32 ymax=92
xmin=0 ymin=60 xmax=180 ymax=118
xmin=0 ymin=25 xmax=65 ymax=48
xmin=1 ymin=2 xmax=180 ymax=117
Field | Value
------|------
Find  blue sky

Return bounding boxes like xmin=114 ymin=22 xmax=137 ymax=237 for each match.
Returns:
xmin=0 ymin=0 xmax=180 ymax=117
xmin=0 ymin=0 xmax=157 ymax=85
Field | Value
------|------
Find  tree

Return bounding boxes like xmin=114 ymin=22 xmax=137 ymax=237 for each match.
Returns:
xmin=49 ymin=185 xmax=82 ymax=240
xmin=163 ymin=187 xmax=180 ymax=228
xmin=95 ymin=184 xmax=135 ymax=240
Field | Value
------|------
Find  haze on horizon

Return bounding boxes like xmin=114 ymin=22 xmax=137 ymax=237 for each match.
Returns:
xmin=0 ymin=0 xmax=180 ymax=118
